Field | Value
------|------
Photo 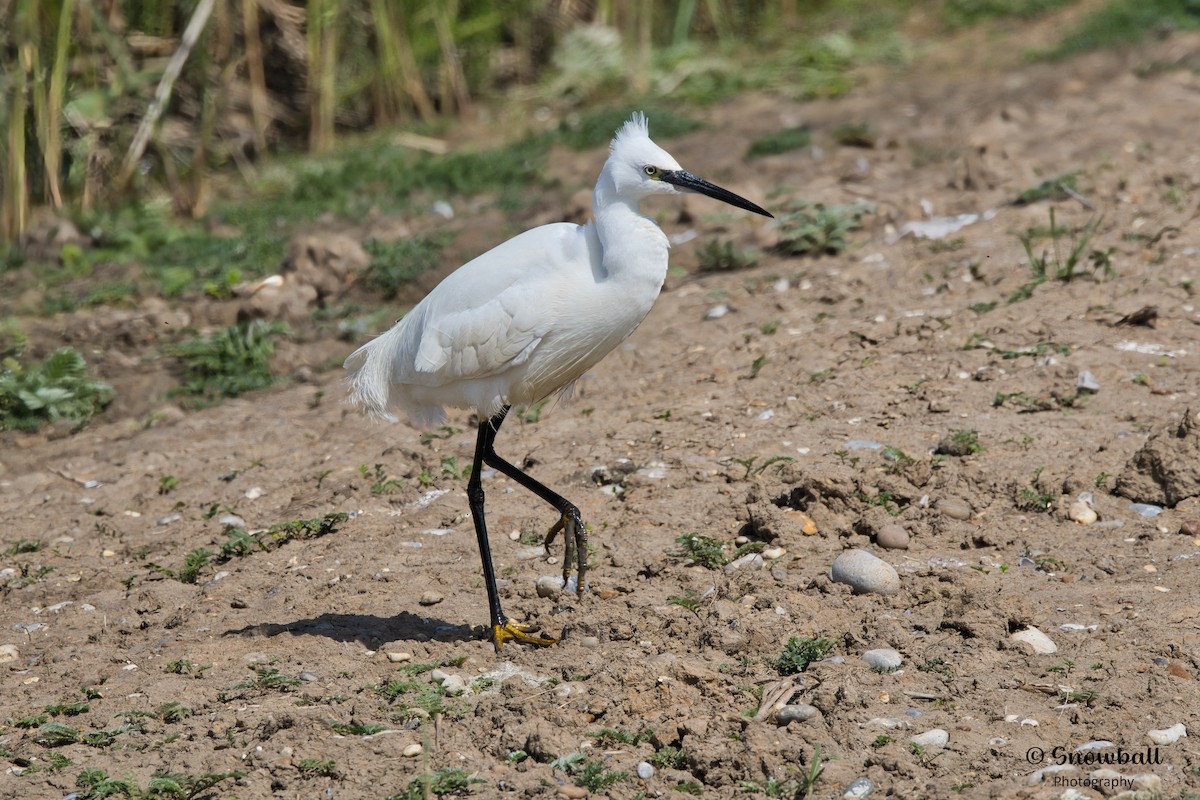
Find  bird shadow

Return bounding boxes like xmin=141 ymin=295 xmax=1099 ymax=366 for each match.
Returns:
xmin=222 ymin=611 xmax=479 ymax=650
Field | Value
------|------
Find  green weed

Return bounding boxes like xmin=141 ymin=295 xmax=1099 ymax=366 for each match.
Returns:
xmin=3 ymin=538 xmax=43 ymax=556
xmin=746 ymin=125 xmax=811 ymax=158
xmin=0 ymin=348 xmax=113 ymax=432
xmin=772 ymin=637 xmax=834 ymax=675
xmin=389 ymin=768 xmax=485 ymax=799
xmin=363 ymin=235 xmax=449 ymax=300
xmin=170 ymin=321 xmax=288 ymax=407
xmin=774 ymin=200 xmax=872 ymax=256
xmin=695 ymin=238 xmax=759 ymax=271
xmin=674 ymin=533 xmax=727 ymax=570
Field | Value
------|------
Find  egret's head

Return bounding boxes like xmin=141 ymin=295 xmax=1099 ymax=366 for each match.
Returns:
xmin=606 ymin=112 xmax=773 ymax=218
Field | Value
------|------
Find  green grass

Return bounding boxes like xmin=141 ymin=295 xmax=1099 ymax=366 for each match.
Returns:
xmin=695 ymin=238 xmax=759 ymax=271
xmin=363 ymin=235 xmax=450 ymax=300
xmin=0 ymin=347 xmax=113 ymax=432
xmin=1045 ymin=0 xmax=1200 ymax=58
xmin=774 ymin=201 xmax=872 ymax=256
xmin=389 ymin=768 xmax=485 ymax=799
xmin=674 ymin=532 xmax=727 ymax=570
xmin=942 ymin=0 xmax=1076 ymax=29
xmin=169 ymin=320 xmax=288 ymax=407
xmin=772 ymin=636 xmax=835 ymax=675
xmin=746 ymin=125 xmax=812 ymax=159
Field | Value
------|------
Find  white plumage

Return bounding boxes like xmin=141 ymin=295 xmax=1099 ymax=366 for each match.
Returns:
xmin=344 ymin=112 xmax=771 ymax=650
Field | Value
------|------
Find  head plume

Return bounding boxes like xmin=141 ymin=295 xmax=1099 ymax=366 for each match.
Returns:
xmin=611 ymin=112 xmax=649 ymax=154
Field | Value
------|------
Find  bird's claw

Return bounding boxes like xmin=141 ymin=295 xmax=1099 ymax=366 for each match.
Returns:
xmin=492 ymin=619 xmax=557 ymax=651
xmin=545 ymin=512 xmax=587 ymax=595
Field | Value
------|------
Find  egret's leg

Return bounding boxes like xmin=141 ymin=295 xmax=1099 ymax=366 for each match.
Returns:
xmin=480 ymin=408 xmax=588 ymax=597
xmin=469 ymin=410 xmax=556 ymax=651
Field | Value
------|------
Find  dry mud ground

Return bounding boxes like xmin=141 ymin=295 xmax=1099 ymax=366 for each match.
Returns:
xmin=4 ymin=28 xmax=1200 ymax=800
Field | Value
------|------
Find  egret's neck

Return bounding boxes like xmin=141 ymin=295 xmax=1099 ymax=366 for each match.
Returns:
xmin=592 ymin=167 xmax=670 ymax=288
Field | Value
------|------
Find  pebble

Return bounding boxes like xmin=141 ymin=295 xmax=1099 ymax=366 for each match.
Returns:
xmin=1147 ymin=723 xmax=1186 ymax=745
xmin=1129 ymin=503 xmax=1164 ymax=517
xmin=418 ymin=592 xmax=443 ymax=606
xmin=636 ymin=762 xmax=655 ymax=779
xmin=403 ymin=743 xmax=423 ymax=757
xmin=796 ymin=511 xmax=819 ymax=535
xmin=1010 ymin=626 xmax=1057 ymax=654
xmin=776 ymin=704 xmax=821 ymax=725
xmin=845 ymin=440 xmax=883 ymax=451
xmin=704 ymin=303 xmax=731 ymax=320
xmin=1076 ymin=371 xmax=1100 ymax=392
xmin=536 ymin=576 xmax=564 ymax=598
xmin=762 ymin=546 xmax=786 ymax=560
xmin=441 ymin=675 xmax=468 ymax=696
xmin=559 ymin=785 xmax=589 ymax=799
xmin=386 ymin=652 xmax=413 ymax=663
xmin=1179 ymin=519 xmax=1200 ymax=537
xmin=863 ymin=649 xmax=902 ymax=671
xmin=579 ymin=636 xmax=600 ymax=649
xmin=156 ymin=513 xmax=182 ymax=526
xmin=299 ymin=672 xmax=318 ymax=682
xmin=245 ymin=487 xmax=265 ymax=500
xmin=936 ymin=498 xmax=972 ymax=520
xmin=515 ymin=545 xmax=547 ymax=561
xmin=1068 ymin=494 xmax=1098 ymax=524
xmin=910 ymin=729 xmax=949 ymax=749
xmin=218 ymin=513 xmax=247 ymax=528
xmin=842 ymin=777 xmax=874 ymax=799
xmin=830 ymin=549 xmax=900 ymax=596
xmin=0 ymin=644 xmax=18 ymax=664
xmin=723 ymin=552 xmax=764 ymax=573
xmin=876 ymin=524 xmax=909 ymax=550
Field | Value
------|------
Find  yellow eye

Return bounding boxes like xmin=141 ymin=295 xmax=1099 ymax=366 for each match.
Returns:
xmin=644 ymin=165 xmax=658 ymax=177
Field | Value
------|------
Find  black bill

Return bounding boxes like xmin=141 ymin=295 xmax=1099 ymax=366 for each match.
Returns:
xmin=661 ymin=170 xmax=773 ymax=218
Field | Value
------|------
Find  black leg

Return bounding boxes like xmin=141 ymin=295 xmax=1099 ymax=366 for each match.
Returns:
xmin=468 ymin=407 xmax=558 ymax=650
xmin=480 ymin=413 xmax=588 ymax=594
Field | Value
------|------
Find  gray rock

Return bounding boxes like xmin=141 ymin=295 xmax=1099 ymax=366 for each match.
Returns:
xmin=636 ymin=762 xmax=655 ymax=780
xmin=1010 ymin=626 xmax=1057 ymax=654
xmin=535 ymin=576 xmax=564 ymax=598
xmin=936 ymin=498 xmax=972 ymax=520
xmin=842 ymin=777 xmax=874 ymax=799
xmin=910 ymin=728 xmax=949 ymax=749
xmin=876 ymin=524 xmax=909 ymax=550
xmin=863 ymin=648 xmax=902 ymax=671
xmin=776 ymin=704 xmax=821 ymax=725
xmin=830 ymin=549 xmax=900 ymax=596
xmin=418 ymin=592 xmax=443 ymax=606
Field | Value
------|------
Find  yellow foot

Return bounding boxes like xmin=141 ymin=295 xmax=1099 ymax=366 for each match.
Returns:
xmin=544 ymin=513 xmax=588 ymax=595
xmin=492 ymin=619 xmax=557 ymax=651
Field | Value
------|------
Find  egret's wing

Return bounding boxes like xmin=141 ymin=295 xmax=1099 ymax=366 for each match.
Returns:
xmin=413 ymin=285 xmax=547 ymax=380
xmin=403 ymin=222 xmax=594 ymax=384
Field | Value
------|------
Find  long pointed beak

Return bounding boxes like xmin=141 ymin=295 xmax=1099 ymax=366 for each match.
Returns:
xmin=661 ymin=170 xmax=773 ymax=218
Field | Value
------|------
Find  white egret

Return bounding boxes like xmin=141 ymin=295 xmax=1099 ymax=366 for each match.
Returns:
xmin=345 ymin=112 xmax=772 ymax=650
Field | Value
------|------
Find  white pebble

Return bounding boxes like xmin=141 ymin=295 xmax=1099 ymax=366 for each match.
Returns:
xmin=910 ymin=729 xmax=949 ymax=749
xmin=403 ymin=743 xmax=424 ymax=757
xmin=386 ymin=652 xmax=413 ymax=663
xmin=0 ymin=644 xmax=19 ymax=664
xmin=830 ymin=549 xmax=900 ymax=596
xmin=1010 ymin=626 xmax=1057 ymax=654
xmin=762 ymin=546 xmax=785 ymax=560
xmin=515 ymin=545 xmax=547 ymax=561
xmin=863 ymin=649 xmax=902 ymax=671
xmin=723 ymin=552 xmax=764 ymax=573
xmin=636 ymin=762 xmax=655 ymax=780
xmin=841 ymin=777 xmax=874 ymax=799
xmin=441 ymin=675 xmax=468 ymax=696
xmin=1147 ymin=723 xmax=1186 ymax=745
xmin=704 ymin=303 xmax=731 ymax=320
xmin=1069 ymin=496 xmax=1097 ymax=524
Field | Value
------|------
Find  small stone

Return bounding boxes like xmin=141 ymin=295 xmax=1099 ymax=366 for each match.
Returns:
xmin=1068 ymin=497 xmax=1098 ymax=525
xmin=762 ymin=546 xmax=786 ymax=560
xmin=1076 ymin=371 xmax=1100 ymax=392
xmin=0 ymin=644 xmax=19 ymax=664
xmin=636 ymin=762 xmax=655 ymax=780
xmin=936 ymin=498 xmax=972 ymax=520
xmin=723 ymin=552 xmax=764 ymax=573
xmin=559 ymin=785 xmax=589 ymax=799
xmin=830 ymin=549 xmax=900 ymax=596
xmin=441 ymin=675 xmax=468 ymax=696
xmin=418 ymin=592 xmax=443 ymax=606
xmin=1011 ymin=626 xmax=1057 ymax=654
xmin=387 ymin=652 xmax=413 ymax=663
xmin=299 ymin=672 xmax=318 ymax=682
xmin=403 ymin=743 xmax=423 ymax=757
xmin=218 ymin=513 xmax=247 ymax=528
xmin=244 ymin=486 xmax=265 ymax=500
xmin=863 ymin=649 xmax=902 ymax=671
xmin=776 ymin=704 xmax=821 ymax=725
xmin=1147 ymin=723 xmax=1186 ymax=745
xmin=842 ymin=777 xmax=873 ymax=799
xmin=579 ymin=636 xmax=600 ymax=649
xmin=1167 ymin=661 xmax=1193 ymax=680
xmin=875 ymin=524 xmax=909 ymax=550
xmin=1179 ymin=519 xmax=1200 ymax=537
xmin=796 ymin=511 xmax=819 ymax=535
xmin=1129 ymin=503 xmax=1164 ymax=517
xmin=536 ymin=576 xmax=564 ymax=598
xmin=910 ymin=728 xmax=949 ymax=749
xmin=704 ymin=303 xmax=731 ymax=320
xmin=515 ymin=545 xmax=547 ymax=561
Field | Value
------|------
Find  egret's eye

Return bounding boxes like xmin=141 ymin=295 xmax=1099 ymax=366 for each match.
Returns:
xmin=644 ymin=165 xmax=658 ymax=177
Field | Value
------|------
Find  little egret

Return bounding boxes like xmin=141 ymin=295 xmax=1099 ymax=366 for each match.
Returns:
xmin=345 ymin=112 xmax=772 ymax=650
